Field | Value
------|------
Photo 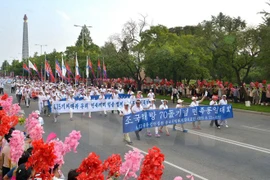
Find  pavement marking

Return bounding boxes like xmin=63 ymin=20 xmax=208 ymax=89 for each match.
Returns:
xmin=126 ymin=144 xmax=209 ymax=180
xmin=180 ymin=128 xmax=270 ymax=154
xmin=242 ymin=125 xmax=270 ymax=133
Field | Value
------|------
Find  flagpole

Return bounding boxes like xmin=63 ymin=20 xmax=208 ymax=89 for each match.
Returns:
xmin=75 ymin=52 xmax=77 ymax=87
xmin=86 ymin=56 xmax=88 ymax=87
xmin=55 ymin=58 xmax=57 ymax=83
xmin=44 ymin=53 xmax=46 ymax=82
xmin=61 ymin=54 xmax=64 ymax=83
xmin=28 ymin=59 xmax=30 ymax=81
xmin=102 ymin=57 xmax=104 ymax=85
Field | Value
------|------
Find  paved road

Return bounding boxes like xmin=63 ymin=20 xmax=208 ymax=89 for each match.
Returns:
xmin=6 ymin=86 xmax=270 ymax=180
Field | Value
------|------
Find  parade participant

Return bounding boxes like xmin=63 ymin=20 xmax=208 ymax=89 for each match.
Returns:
xmin=119 ymin=102 xmax=133 ymax=145
xmin=83 ymin=91 xmax=91 ymax=118
xmin=23 ymin=87 xmax=31 ymax=108
xmin=50 ymin=95 xmax=60 ymax=123
xmin=118 ymin=86 xmax=124 ymax=94
xmin=111 ymin=90 xmax=120 ymax=114
xmin=99 ymin=91 xmax=107 ymax=116
xmin=43 ymin=92 xmax=50 ymax=117
xmin=146 ymin=98 xmax=160 ymax=137
xmin=147 ymin=89 xmax=155 ymax=99
xmin=131 ymin=99 xmax=143 ymax=140
xmin=67 ymin=93 xmax=75 ymax=121
xmin=136 ymin=91 xmax=143 ymax=98
xmin=209 ymin=95 xmax=221 ymax=129
xmin=11 ymin=82 xmax=15 ymax=93
xmin=190 ymin=91 xmax=207 ymax=130
xmin=171 ymin=87 xmax=178 ymax=103
xmin=38 ymin=91 xmax=45 ymax=114
xmin=159 ymin=99 xmax=170 ymax=136
xmin=0 ymin=82 xmax=4 ymax=94
xmin=15 ymin=85 xmax=23 ymax=106
xmin=219 ymin=95 xmax=229 ymax=127
xmin=172 ymin=99 xmax=188 ymax=132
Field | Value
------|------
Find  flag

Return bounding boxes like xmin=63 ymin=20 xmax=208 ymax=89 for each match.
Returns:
xmin=66 ymin=62 xmax=73 ymax=76
xmin=61 ymin=55 xmax=66 ymax=77
xmin=55 ymin=60 xmax=63 ymax=78
xmin=45 ymin=60 xmax=50 ymax=76
xmin=88 ymin=59 xmax=96 ymax=78
xmin=97 ymin=59 xmax=101 ymax=70
xmin=75 ymin=54 xmax=80 ymax=80
xmin=86 ymin=57 xmax=89 ymax=78
xmin=23 ymin=63 xmax=30 ymax=72
xmin=28 ymin=60 xmax=38 ymax=72
xmin=103 ymin=60 xmax=107 ymax=79
xmin=34 ymin=63 xmax=41 ymax=79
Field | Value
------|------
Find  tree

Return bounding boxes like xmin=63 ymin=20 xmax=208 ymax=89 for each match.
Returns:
xmin=75 ymin=25 xmax=93 ymax=50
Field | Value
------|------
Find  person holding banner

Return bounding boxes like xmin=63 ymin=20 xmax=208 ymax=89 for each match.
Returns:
xmin=67 ymin=93 xmax=75 ymax=121
xmin=146 ymin=98 xmax=160 ymax=137
xmin=209 ymin=95 xmax=221 ymax=129
xmin=158 ymin=99 xmax=170 ymax=136
xmin=83 ymin=91 xmax=92 ymax=118
xmin=119 ymin=102 xmax=133 ymax=145
xmin=131 ymin=99 xmax=143 ymax=140
xmin=173 ymin=99 xmax=188 ymax=132
xmin=51 ymin=95 xmax=60 ymax=123
xmin=99 ymin=91 xmax=107 ymax=116
xmin=219 ymin=95 xmax=229 ymax=127
xmin=136 ymin=91 xmax=143 ymax=99
xmin=190 ymin=91 xmax=207 ymax=130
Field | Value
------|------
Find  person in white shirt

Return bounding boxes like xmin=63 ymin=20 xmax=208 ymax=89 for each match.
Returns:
xmin=173 ymin=99 xmax=188 ymax=132
xmin=219 ymin=94 xmax=229 ymax=127
xmin=118 ymin=87 xmax=124 ymax=94
xmin=24 ymin=88 xmax=31 ymax=108
xmin=37 ymin=91 xmax=45 ymax=113
xmin=190 ymin=91 xmax=207 ymax=130
xmin=146 ymin=98 xmax=160 ymax=137
xmin=159 ymin=100 xmax=170 ymax=136
xmin=119 ymin=102 xmax=133 ymax=145
xmin=51 ymin=95 xmax=60 ymax=122
xmin=67 ymin=94 xmax=75 ymax=121
xmin=15 ymin=86 xmax=23 ymax=106
xmin=83 ymin=91 xmax=92 ymax=118
xmin=43 ymin=92 xmax=50 ymax=116
xmin=99 ymin=91 xmax=107 ymax=116
xmin=209 ymin=96 xmax=221 ymax=129
xmin=131 ymin=99 xmax=144 ymax=140
xmin=147 ymin=89 xmax=155 ymax=99
xmin=111 ymin=90 xmax=120 ymax=114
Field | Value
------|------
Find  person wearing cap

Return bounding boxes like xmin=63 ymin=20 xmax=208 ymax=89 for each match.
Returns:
xmin=119 ymin=102 xmax=133 ymax=145
xmin=37 ymin=91 xmax=45 ymax=114
xmin=136 ymin=91 xmax=143 ymax=99
xmin=209 ymin=95 xmax=221 ymax=129
xmin=190 ymin=91 xmax=207 ymax=130
xmin=219 ymin=95 xmax=229 ymax=127
xmin=35 ymin=110 xmax=44 ymax=126
xmin=83 ymin=91 xmax=92 ymax=118
xmin=43 ymin=92 xmax=51 ymax=117
xmin=50 ymin=95 xmax=60 ymax=123
xmin=131 ymin=99 xmax=143 ymax=140
xmin=15 ymin=85 xmax=23 ymax=106
xmin=146 ymin=98 xmax=160 ymax=137
xmin=23 ymin=86 xmax=31 ymax=108
xmin=159 ymin=99 xmax=170 ymax=136
xmin=147 ymin=89 xmax=155 ymax=99
xmin=172 ymin=99 xmax=188 ymax=132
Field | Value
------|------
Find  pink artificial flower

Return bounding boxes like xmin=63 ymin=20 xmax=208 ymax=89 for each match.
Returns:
xmin=120 ymin=148 xmax=144 ymax=180
xmin=64 ymin=130 xmax=81 ymax=153
xmin=174 ymin=177 xmax=183 ymax=180
xmin=9 ymin=130 xmax=25 ymax=163
xmin=29 ymin=124 xmax=44 ymax=141
xmin=186 ymin=175 xmax=194 ymax=180
xmin=50 ymin=139 xmax=67 ymax=166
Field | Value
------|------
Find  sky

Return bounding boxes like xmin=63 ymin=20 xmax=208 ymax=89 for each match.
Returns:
xmin=0 ymin=0 xmax=268 ymax=65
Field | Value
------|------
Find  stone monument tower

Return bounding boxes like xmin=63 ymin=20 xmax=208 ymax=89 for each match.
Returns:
xmin=22 ymin=14 xmax=29 ymax=60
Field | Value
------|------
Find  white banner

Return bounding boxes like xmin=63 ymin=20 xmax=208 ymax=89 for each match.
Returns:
xmin=51 ymin=98 xmax=150 ymax=113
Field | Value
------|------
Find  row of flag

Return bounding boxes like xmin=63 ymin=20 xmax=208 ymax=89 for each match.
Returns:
xmin=23 ymin=55 xmax=107 ymax=82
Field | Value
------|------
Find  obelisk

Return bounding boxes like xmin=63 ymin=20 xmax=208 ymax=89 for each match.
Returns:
xmin=22 ymin=14 xmax=29 ymax=60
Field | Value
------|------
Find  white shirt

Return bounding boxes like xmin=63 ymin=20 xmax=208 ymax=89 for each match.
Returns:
xmin=147 ymin=92 xmax=155 ymax=99
xmin=159 ymin=104 xmax=168 ymax=109
xmin=147 ymin=103 xmax=156 ymax=110
xmin=219 ymin=99 xmax=228 ymax=105
xmin=210 ymin=100 xmax=218 ymax=106
xmin=120 ymin=108 xmax=131 ymax=116
xmin=176 ymin=104 xmax=183 ymax=108
xmin=190 ymin=101 xmax=199 ymax=107
xmin=131 ymin=105 xmax=143 ymax=113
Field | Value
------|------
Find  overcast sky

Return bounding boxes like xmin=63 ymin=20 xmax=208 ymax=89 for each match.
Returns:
xmin=0 ymin=0 xmax=268 ymax=65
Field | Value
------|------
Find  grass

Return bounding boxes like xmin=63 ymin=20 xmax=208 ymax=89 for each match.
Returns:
xmin=144 ymin=93 xmax=270 ymax=113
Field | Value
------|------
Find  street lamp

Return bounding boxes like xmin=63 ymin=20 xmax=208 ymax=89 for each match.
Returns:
xmin=35 ymin=44 xmax=47 ymax=55
xmin=74 ymin=24 xmax=92 ymax=51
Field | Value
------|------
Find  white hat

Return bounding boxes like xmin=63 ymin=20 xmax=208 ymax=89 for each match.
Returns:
xmin=177 ymin=99 xmax=184 ymax=103
xmin=124 ymin=102 xmax=130 ymax=106
xmin=130 ymin=92 xmax=134 ymax=95
xmin=191 ymin=97 xmax=198 ymax=101
xmin=222 ymin=95 xmax=227 ymax=97
xmin=35 ymin=110 xmax=40 ymax=115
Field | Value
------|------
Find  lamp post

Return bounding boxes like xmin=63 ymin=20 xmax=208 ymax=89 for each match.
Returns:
xmin=35 ymin=44 xmax=47 ymax=55
xmin=74 ymin=24 xmax=92 ymax=52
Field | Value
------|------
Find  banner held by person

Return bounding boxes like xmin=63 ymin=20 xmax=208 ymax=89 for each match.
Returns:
xmin=123 ymin=105 xmax=233 ymax=133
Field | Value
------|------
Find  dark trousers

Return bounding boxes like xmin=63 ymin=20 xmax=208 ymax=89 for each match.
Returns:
xmin=2 ymin=166 xmax=10 ymax=177
xmin=234 ymin=96 xmax=238 ymax=103
xmin=173 ymin=94 xmax=177 ymax=103
xmin=0 ymin=88 xmax=3 ymax=94
xmin=16 ymin=94 xmax=22 ymax=105
xmin=210 ymin=120 xmax=220 ymax=127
